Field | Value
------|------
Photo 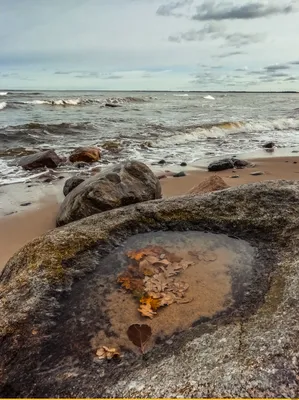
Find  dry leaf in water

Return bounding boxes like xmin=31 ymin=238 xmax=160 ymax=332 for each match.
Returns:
xmin=159 ymin=292 xmax=175 ymax=306
xmin=96 ymin=346 xmax=121 ymax=360
xmin=127 ymin=324 xmax=152 ymax=353
xmin=140 ymin=295 xmax=161 ymax=311
xmin=138 ymin=303 xmax=157 ymax=319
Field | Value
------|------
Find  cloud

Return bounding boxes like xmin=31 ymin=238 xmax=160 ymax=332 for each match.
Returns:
xmin=104 ymin=74 xmax=123 ymax=80
xmin=156 ymin=0 xmax=192 ymax=17
xmin=216 ymin=51 xmax=246 ymax=58
xmin=54 ymin=71 xmax=73 ymax=75
xmin=168 ymin=22 xmax=225 ymax=42
xmin=225 ymin=32 xmax=265 ymax=47
xmin=235 ymin=66 xmax=248 ymax=71
xmin=284 ymin=76 xmax=297 ymax=81
xmin=192 ymin=1 xmax=296 ymax=21
xmin=290 ymin=60 xmax=299 ymax=65
xmin=264 ymin=63 xmax=290 ymax=72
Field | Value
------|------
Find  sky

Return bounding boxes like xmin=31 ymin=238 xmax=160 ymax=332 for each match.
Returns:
xmin=0 ymin=0 xmax=299 ymax=91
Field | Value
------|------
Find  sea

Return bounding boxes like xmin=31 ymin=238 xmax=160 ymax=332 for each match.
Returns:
xmin=0 ymin=90 xmax=298 ymax=185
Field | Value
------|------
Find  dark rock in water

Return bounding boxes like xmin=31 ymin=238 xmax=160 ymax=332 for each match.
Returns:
xmin=233 ymin=159 xmax=249 ymax=169
xmin=262 ymin=142 xmax=275 ymax=149
xmin=63 ymin=176 xmax=85 ymax=196
xmin=208 ymin=158 xmax=234 ymax=172
xmin=250 ymin=171 xmax=264 ymax=176
xmin=4 ymin=211 xmax=17 ymax=216
xmin=73 ymin=161 xmax=90 ymax=169
xmin=43 ymin=178 xmax=53 ymax=183
xmin=1 ymin=181 xmax=299 ymax=397
xmin=17 ymin=150 xmax=62 ymax=170
xmin=291 ymin=150 xmax=299 ymax=153
xmin=57 ymin=161 xmax=162 ymax=226
xmin=58 ymin=176 xmax=65 ymax=180
xmin=158 ymin=160 xmax=166 ymax=165
xmin=105 ymin=103 xmax=121 ymax=108
xmin=173 ymin=171 xmax=186 ymax=178
xmin=180 ymin=162 xmax=187 ymax=167
xmin=69 ymin=147 xmax=101 ymax=164
xmin=20 ymin=202 xmax=31 ymax=207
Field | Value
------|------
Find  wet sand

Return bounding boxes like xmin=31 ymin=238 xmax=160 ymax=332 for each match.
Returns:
xmin=1 ymin=156 xmax=299 ymax=271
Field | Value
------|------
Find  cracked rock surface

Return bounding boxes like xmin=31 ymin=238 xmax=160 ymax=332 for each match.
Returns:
xmin=0 ymin=180 xmax=299 ymax=397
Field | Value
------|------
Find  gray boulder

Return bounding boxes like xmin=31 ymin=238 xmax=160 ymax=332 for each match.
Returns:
xmin=208 ymin=158 xmax=234 ymax=171
xmin=56 ymin=161 xmax=162 ymax=226
xmin=17 ymin=150 xmax=62 ymax=170
xmin=63 ymin=176 xmax=85 ymax=196
xmin=1 ymin=181 xmax=299 ymax=397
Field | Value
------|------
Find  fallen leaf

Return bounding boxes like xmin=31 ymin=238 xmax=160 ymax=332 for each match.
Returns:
xmin=139 ymin=259 xmax=156 ymax=276
xmin=159 ymin=292 xmax=175 ymax=306
xmin=117 ymin=275 xmax=144 ymax=293
xmin=127 ymin=250 xmax=146 ymax=261
xmin=138 ymin=303 xmax=156 ymax=319
xmin=176 ymin=297 xmax=194 ymax=304
xmin=127 ymin=324 xmax=152 ymax=353
xmin=96 ymin=346 xmax=121 ymax=360
xmin=140 ymin=295 xmax=161 ymax=311
xmin=180 ymin=260 xmax=194 ymax=270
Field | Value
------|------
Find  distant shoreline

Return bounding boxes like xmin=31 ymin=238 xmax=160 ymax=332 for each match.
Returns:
xmin=2 ymin=89 xmax=298 ymax=93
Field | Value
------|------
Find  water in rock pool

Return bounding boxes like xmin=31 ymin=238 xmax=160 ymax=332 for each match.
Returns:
xmin=1 ymin=90 xmax=299 ymax=185
xmin=89 ymin=231 xmax=255 ymax=353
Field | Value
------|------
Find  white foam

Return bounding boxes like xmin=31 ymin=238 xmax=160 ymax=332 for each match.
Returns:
xmin=173 ymin=94 xmax=189 ymax=97
xmin=204 ymin=95 xmax=215 ymax=100
xmin=0 ymin=92 xmax=7 ymax=96
xmin=0 ymin=101 xmax=7 ymax=110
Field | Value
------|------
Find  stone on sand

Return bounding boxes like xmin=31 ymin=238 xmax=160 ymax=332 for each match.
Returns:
xmin=188 ymin=175 xmax=229 ymax=194
xmin=69 ymin=147 xmax=101 ymax=163
xmin=56 ymin=160 xmax=162 ymax=226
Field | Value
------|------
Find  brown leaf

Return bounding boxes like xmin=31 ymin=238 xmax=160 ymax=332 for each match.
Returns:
xmin=127 ymin=249 xmax=146 ymax=261
xmin=139 ymin=259 xmax=156 ymax=276
xmin=159 ymin=292 xmax=175 ymax=306
xmin=140 ymin=295 xmax=161 ymax=311
xmin=96 ymin=346 xmax=121 ymax=360
xmin=138 ymin=303 xmax=156 ymax=319
xmin=127 ymin=324 xmax=152 ymax=352
xmin=117 ymin=275 xmax=144 ymax=293
xmin=180 ymin=260 xmax=194 ymax=270
xmin=151 ymin=273 xmax=168 ymax=292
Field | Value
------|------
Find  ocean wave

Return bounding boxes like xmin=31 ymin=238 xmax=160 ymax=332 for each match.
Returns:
xmin=173 ymin=94 xmax=189 ymax=97
xmin=19 ymin=96 xmax=147 ymax=107
xmin=0 ymin=102 xmax=7 ymax=110
xmin=0 ymin=92 xmax=7 ymax=96
xmin=204 ymin=95 xmax=215 ymax=100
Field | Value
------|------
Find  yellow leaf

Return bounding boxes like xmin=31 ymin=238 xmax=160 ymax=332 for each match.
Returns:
xmin=140 ymin=295 xmax=161 ymax=311
xmin=138 ymin=303 xmax=156 ymax=319
xmin=96 ymin=346 xmax=121 ymax=360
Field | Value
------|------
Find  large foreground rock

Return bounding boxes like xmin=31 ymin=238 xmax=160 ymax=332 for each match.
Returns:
xmin=17 ymin=150 xmax=62 ymax=170
xmin=57 ymin=161 xmax=162 ymax=226
xmin=63 ymin=176 xmax=85 ymax=196
xmin=1 ymin=181 xmax=299 ymax=397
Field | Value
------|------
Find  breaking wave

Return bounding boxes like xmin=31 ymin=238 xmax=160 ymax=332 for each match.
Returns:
xmin=0 ymin=92 xmax=7 ymax=96
xmin=0 ymin=102 xmax=7 ymax=110
xmin=19 ymin=96 xmax=148 ymax=107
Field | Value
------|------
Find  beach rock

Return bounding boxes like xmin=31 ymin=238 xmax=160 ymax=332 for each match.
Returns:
xmin=2 ymin=181 xmax=299 ymax=397
xmin=250 ymin=171 xmax=264 ymax=176
xmin=17 ymin=150 xmax=62 ymax=170
xmin=233 ymin=159 xmax=249 ymax=169
xmin=262 ymin=142 xmax=275 ymax=149
xmin=188 ymin=175 xmax=229 ymax=195
xmin=101 ymin=141 xmax=121 ymax=153
xmin=208 ymin=158 xmax=234 ymax=172
xmin=56 ymin=161 xmax=162 ymax=226
xmin=231 ymin=175 xmax=240 ymax=178
xmin=63 ymin=176 xmax=85 ymax=196
xmin=105 ymin=103 xmax=121 ymax=108
xmin=158 ymin=160 xmax=166 ymax=165
xmin=180 ymin=162 xmax=187 ymax=167
xmin=20 ymin=202 xmax=31 ymax=207
xmin=173 ymin=171 xmax=186 ymax=178
xmin=69 ymin=147 xmax=101 ymax=164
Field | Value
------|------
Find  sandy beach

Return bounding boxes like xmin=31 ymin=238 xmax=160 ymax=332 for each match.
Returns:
xmin=1 ymin=155 xmax=299 ymax=272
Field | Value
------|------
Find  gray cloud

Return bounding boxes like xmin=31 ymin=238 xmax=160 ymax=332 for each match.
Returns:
xmin=216 ymin=51 xmax=246 ymax=58
xmin=225 ymin=32 xmax=265 ymax=47
xmin=264 ymin=63 xmax=290 ymax=72
xmin=168 ymin=22 xmax=225 ymax=42
xmin=285 ymin=76 xmax=297 ymax=81
xmin=290 ymin=60 xmax=299 ymax=65
xmin=156 ymin=0 xmax=192 ymax=17
xmin=268 ymin=71 xmax=290 ymax=77
xmin=192 ymin=1 xmax=296 ymax=21
xmin=54 ymin=71 xmax=73 ymax=75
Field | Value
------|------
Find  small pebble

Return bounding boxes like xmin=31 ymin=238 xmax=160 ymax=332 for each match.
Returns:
xmin=20 ymin=202 xmax=31 ymax=207
xmin=173 ymin=171 xmax=186 ymax=178
xmin=294 ymin=161 xmax=297 ymax=164
xmin=231 ymin=175 xmax=240 ymax=179
xmin=158 ymin=159 xmax=166 ymax=165
xmin=180 ymin=162 xmax=187 ymax=167
xmin=250 ymin=171 xmax=264 ymax=176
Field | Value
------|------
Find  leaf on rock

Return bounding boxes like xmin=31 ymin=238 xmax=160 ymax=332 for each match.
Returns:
xmin=159 ymin=292 xmax=175 ymax=306
xmin=96 ymin=346 xmax=121 ymax=360
xmin=138 ymin=303 xmax=157 ymax=319
xmin=117 ymin=275 xmax=144 ymax=293
xmin=127 ymin=249 xmax=146 ymax=261
xmin=139 ymin=259 xmax=156 ymax=276
xmin=127 ymin=324 xmax=152 ymax=352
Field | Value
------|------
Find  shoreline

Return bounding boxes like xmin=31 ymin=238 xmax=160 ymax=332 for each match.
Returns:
xmin=1 ymin=154 xmax=299 ymax=271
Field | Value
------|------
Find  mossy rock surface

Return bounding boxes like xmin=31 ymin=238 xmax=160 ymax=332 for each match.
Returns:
xmin=1 ymin=180 xmax=299 ymax=397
